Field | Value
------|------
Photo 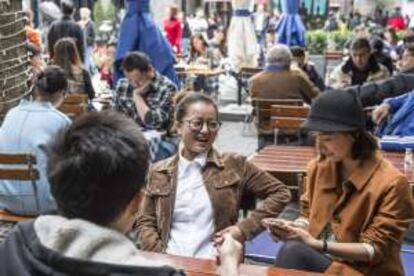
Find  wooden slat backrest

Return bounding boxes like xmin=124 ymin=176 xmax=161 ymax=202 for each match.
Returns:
xmin=0 ymin=153 xmax=39 ymax=181
xmin=0 ymin=153 xmax=39 ymax=222
xmin=58 ymin=93 xmax=88 ymax=119
xmin=240 ymin=67 xmax=263 ymax=78
xmin=271 ymin=105 xmax=310 ymax=118
xmin=271 ymin=117 xmax=306 ymax=130
xmin=324 ymin=50 xmax=343 ymax=60
xmin=251 ymin=98 xmax=304 ymax=132
xmin=63 ymin=93 xmax=88 ymax=104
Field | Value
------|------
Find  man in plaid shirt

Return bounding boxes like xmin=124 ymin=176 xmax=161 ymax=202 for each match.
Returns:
xmin=114 ymin=52 xmax=178 ymax=132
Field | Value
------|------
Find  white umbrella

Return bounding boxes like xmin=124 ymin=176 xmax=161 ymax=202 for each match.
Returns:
xmin=227 ymin=0 xmax=259 ymax=72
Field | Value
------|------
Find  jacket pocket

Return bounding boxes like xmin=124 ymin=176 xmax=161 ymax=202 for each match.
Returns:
xmin=212 ymin=171 xmax=241 ymax=188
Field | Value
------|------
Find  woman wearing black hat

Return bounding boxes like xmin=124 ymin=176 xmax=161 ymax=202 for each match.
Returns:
xmin=263 ymin=90 xmax=414 ymax=275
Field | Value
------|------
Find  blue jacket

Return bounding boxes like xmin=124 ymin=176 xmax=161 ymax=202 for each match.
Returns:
xmin=0 ymin=101 xmax=71 ymax=215
xmin=380 ymin=91 xmax=414 ymax=136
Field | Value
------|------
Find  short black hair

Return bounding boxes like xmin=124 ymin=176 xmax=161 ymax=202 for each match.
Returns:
xmin=61 ymin=0 xmax=74 ymax=16
xmin=35 ymin=65 xmax=68 ymax=95
xmin=290 ymin=46 xmax=306 ymax=58
xmin=46 ymin=111 xmax=150 ymax=226
xmin=121 ymin=52 xmax=152 ymax=73
xmin=351 ymin=37 xmax=371 ymax=52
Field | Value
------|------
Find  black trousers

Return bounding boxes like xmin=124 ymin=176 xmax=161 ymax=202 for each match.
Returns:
xmin=275 ymin=241 xmax=332 ymax=273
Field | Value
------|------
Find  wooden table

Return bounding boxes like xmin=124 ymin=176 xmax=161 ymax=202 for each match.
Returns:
xmin=249 ymin=145 xmax=412 ymax=182
xmin=140 ymin=251 xmax=321 ymax=276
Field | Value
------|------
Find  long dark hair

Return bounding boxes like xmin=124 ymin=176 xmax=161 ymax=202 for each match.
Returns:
xmin=53 ymin=37 xmax=82 ymax=79
xmin=189 ymin=34 xmax=209 ymax=61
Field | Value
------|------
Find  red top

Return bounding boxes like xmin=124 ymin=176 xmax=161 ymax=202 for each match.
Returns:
xmin=387 ymin=16 xmax=406 ymax=31
xmin=163 ymin=18 xmax=182 ymax=54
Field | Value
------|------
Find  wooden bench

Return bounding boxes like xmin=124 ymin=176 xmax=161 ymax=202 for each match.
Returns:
xmin=0 ymin=153 xmax=39 ymax=222
xmin=58 ymin=93 xmax=88 ymax=119
xmin=270 ymin=105 xmax=310 ymax=144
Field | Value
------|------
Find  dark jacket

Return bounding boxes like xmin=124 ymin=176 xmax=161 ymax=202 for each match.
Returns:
xmin=346 ymin=69 xmax=414 ymax=107
xmin=0 ymin=220 xmax=185 ymax=276
xmin=47 ymin=15 xmax=85 ymax=62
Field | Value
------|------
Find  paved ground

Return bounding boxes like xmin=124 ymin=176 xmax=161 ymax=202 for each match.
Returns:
xmin=214 ymin=121 xmax=258 ymax=157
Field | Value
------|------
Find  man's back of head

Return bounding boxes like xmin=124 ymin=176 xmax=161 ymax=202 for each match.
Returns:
xmin=46 ymin=111 xmax=149 ymax=227
xmin=61 ymin=0 xmax=74 ymax=17
xmin=265 ymin=44 xmax=292 ymax=70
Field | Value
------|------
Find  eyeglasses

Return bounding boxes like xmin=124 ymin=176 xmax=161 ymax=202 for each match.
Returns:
xmin=182 ymin=118 xmax=221 ymax=132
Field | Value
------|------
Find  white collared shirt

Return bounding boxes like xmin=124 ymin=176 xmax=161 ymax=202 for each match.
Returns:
xmin=166 ymin=148 xmax=215 ymax=258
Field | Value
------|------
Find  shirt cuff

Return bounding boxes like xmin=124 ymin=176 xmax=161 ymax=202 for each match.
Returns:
xmin=361 ymin=243 xmax=375 ymax=261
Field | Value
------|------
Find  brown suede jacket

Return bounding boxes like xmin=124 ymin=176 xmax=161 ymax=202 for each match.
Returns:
xmin=302 ymin=152 xmax=414 ymax=276
xmin=136 ymin=148 xmax=291 ymax=252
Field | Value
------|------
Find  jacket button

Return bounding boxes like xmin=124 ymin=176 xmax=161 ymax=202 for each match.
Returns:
xmin=225 ymin=181 xmax=229 ymax=184
xmin=156 ymin=188 xmax=160 ymax=193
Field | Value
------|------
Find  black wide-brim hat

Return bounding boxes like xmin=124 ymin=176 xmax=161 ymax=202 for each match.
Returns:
xmin=302 ymin=90 xmax=366 ymax=132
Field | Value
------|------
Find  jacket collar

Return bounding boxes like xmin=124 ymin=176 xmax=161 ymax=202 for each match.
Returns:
xmin=319 ymin=151 xmax=382 ymax=191
xmin=155 ymin=147 xmax=224 ymax=174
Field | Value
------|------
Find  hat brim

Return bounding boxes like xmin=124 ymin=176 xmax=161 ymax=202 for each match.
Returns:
xmin=301 ymin=117 xmax=360 ymax=133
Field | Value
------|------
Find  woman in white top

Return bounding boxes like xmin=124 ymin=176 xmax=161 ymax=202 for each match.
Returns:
xmin=137 ymin=92 xmax=291 ymax=258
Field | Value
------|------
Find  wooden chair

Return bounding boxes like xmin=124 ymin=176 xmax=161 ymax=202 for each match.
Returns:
xmin=270 ymin=105 xmax=310 ymax=145
xmin=323 ymin=50 xmax=344 ymax=81
xmin=58 ymin=93 xmax=88 ymax=119
xmin=0 ymin=153 xmax=39 ymax=222
xmin=250 ymin=98 xmax=304 ymax=135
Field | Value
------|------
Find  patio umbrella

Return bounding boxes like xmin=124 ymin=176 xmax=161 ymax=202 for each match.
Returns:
xmin=114 ymin=0 xmax=179 ymax=86
xmin=276 ymin=0 xmax=306 ymax=47
xmin=227 ymin=0 xmax=259 ymax=72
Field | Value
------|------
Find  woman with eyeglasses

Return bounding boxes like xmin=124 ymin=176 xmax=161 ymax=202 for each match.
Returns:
xmin=137 ymin=92 xmax=291 ymax=260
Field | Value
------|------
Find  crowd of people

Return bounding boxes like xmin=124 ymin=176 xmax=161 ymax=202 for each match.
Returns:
xmin=1 ymin=0 xmax=414 ymax=275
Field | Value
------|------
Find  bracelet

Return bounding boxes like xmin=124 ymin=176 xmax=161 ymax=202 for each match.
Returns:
xmin=323 ymin=239 xmax=328 ymax=252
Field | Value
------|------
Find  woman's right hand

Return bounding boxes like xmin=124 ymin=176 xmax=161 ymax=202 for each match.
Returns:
xmin=372 ymin=103 xmax=391 ymax=124
xmin=261 ymin=218 xmax=295 ymax=242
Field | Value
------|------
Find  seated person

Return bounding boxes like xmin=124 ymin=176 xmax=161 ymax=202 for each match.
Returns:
xmin=248 ymin=44 xmax=320 ymax=149
xmin=52 ymin=37 xmax=95 ymax=100
xmin=187 ymin=33 xmax=221 ymax=95
xmin=114 ymin=52 xmax=177 ymax=132
xmin=249 ymin=44 xmax=320 ymax=104
xmin=371 ymin=36 xmax=394 ymax=75
xmin=265 ymin=90 xmax=414 ymax=275
xmin=137 ymin=92 xmax=291 ymax=258
xmin=0 ymin=111 xmax=185 ymax=275
xmin=328 ymin=37 xmax=390 ymax=89
xmin=0 ymin=66 xmax=70 ymax=216
xmin=113 ymin=52 xmax=179 ymax=161
xmin=290 ymin=46 xmax=325 ymax=91
xmin=372 ymin=47 xmax=414 ymax=137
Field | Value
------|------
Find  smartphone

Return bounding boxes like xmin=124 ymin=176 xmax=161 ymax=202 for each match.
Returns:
xmin=262 ymin=218 xmax=285 ymax=228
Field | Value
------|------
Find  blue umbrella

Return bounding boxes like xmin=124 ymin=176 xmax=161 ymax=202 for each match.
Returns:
xmin=114 ymin=0 xmax=179 ymax=86
xmin=276 ymin=0 xmax=306 ymax=47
